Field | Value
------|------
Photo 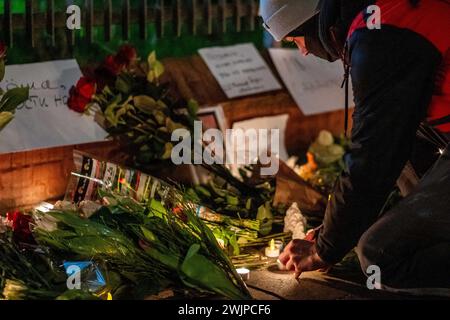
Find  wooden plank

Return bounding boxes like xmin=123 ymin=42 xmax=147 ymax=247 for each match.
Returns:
xmin=26 ymin=0 xmax=35 ymax=47
xmin=156 ymin=0 xmax=165 ymax=38
xmin=122 ymin=0 xmax=131 ymax=40
xmin=104 ymin=0 xmax=113 ymax=42
xmin=234 ymin=0 xmax=242 ymax=32
xmin=191 ymin=0 xmax=198 ymax=35
xmin=174 ymin=0 xmax=182 ymax=37
xmin=248 ymin=0 xmax=256 ymax=31
xmin=46 ymin=0 xmax=55 ymax=46
xmin=139 ymin=0 xmax=148 ymax=39
xmin=0 ymin=141 xmax=119 ymax=212
xmin=3 ymin=0 xmax=13 ymax=47
xmin=220 ymin=0 xmax=227 ymax=33
xmin=86 ymin=0 xmax=94 ymax=44
xmin=205 ymin=0 xmax=213 ymax=35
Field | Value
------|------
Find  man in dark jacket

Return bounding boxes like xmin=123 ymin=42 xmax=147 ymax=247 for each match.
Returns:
xmin=261 ymin=0 xmax=450 ymax=290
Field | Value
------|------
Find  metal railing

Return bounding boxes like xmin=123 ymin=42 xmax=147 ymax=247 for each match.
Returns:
xmin=1 ymin=0 xmax=261 ymax=48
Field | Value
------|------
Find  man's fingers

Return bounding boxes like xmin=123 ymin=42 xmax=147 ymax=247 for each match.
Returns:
xmin=278 ymin=251 xmax=290 ymax=265
xmin=285 ymin=258 xmax=295 ymax=272
xmin=294 ymin=261 xmax=303 ymax=280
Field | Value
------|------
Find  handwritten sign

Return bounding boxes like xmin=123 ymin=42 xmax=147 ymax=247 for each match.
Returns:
xmin=0 ymin=60 xmax=108 ymax=153
xmin=269 ymin=48 xmax=354 ymax=116
xmin=228 ymin=114 xmax=290 ymax=178
xmin=199 ymin=43 xmax=282 ymax=99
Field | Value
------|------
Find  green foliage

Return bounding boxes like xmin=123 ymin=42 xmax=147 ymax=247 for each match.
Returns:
xmin=33 ymin=188 xmax=251 ymax=300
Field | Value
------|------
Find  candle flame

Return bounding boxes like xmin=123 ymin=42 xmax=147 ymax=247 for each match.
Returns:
xmin=270 ymin=239 xmax=275 ymax=250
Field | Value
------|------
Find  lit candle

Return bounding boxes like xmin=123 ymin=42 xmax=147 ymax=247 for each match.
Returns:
xmin=274 ymin=240 xmax=284 ymax=251
xmin=236 ymin=268 xmax=251 ymax=282
xmin=265 ymin=239 xmax=280 ymax=258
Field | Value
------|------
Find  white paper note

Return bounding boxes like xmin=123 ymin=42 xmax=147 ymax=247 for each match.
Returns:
xmin=228 ymin=114 xmax=289 ymax=178
xmin=0 ymin=60 xmax=108 ymax=153
xmin=269 ymin=48 xmax=354 ymax=116
xmin=199 ymin=43 xmax=282 ymax=99
xmin=232 ymin=114 xmax=289 ymax=160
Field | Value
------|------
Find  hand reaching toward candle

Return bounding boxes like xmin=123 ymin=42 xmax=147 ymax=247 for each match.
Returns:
xmin=278 ymin=239 xmax=331 ymax=280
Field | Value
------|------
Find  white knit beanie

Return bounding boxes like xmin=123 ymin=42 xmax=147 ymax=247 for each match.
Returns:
xmin=260 ymin=0 xmax=321 ymax=41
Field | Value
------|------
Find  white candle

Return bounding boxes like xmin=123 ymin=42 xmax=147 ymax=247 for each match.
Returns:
xmin=265 ymin=239 xmax=280 ymax=258
xmin=236 ymin=268 xmax=251 ymax=281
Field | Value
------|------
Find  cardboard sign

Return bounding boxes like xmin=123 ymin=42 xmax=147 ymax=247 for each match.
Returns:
xmin=269 ymin=48 xmax=354 ymax=116
xmin=0 ymin=60 xmax=108 ymax=153
xmin=199 ymin=43 xmax=282 ymax=99
xmin=228 ymin=114 xmax=289 ymax=178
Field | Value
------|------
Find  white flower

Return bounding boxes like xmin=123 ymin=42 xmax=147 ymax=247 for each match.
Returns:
xmin=284 ymin=202 xmax=307 ymax=240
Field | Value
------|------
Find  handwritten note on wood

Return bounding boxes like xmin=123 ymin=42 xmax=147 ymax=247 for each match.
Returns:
xmin=199 ymin=43 xmax=282 ymax=99
xmin=269 ymin=48 xmax=354 ymax=116
xmin=0 ymin=60 xmax=108 ymax=153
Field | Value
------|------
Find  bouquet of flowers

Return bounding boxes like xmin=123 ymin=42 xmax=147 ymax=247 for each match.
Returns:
xmin=32 ymin=188 xmax=252 ymax=300
xmin=0 ymin=43 xmax=29 ymax=132
xmin=0 ymin=213 xmax=68 ymax=300
xmin=68 ymin=45 xmax=197 ymax=165
xmin=292 ymin=130 xmax=349 ymax=194
xmin=67 ymin=48 xmax=284 ymax=238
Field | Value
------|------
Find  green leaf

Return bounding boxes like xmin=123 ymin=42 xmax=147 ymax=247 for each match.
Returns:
xmin=195 ymin=186 xmax=212 ymax=198
xmin=0 ymin=87 xmax=29 ymax=113
xmin=149 ymin=199 xmax=167 ymax=218
xmin=133 ymin=95 xmax=157 ymax=115
xmin=140 ymin=226 xmax=158 ymax=243
xmin=104 ymin=94 xmax=123 ymax=127
xmin=180 ymin=244 xmax=247 ymax=300
xmin=144 ymin=246 xmax=179 ymax=271
xmin=147 ymin=51 xmax=157 ymax=66
xmin=0 ymin=59 xmax=5 ymax=82
xmin=166 ymin=118 xmax=185 ymax=133
xmin=115 ymin=74 xmax=133 ymax=95
xmin=161 ymin=143 xmax=173 ymax=160
xmin=56 ymin=290 xmax=101 ymax=301
xmin=187 ymin=99 xmax=199 ymax=118
xmin=152 ymin=61 xmax=165 ymax=79
xmin=147 ymin=51 xmax=165 ymax=83
xmin=0 ymin=111 xmax=14 ymax=131
xmin=226 ymin=195 xmax=239 ymax=206
xmin=153 ymin=110 xmax=166 ymax=126
xmin=256 ymin=202 xmax=273 ymax=236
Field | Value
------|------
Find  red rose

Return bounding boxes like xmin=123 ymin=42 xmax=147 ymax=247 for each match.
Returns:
xmin=115 ymin=45 xmax=137 ymax=67
xmin=6 ymin=211 xmax=35 ymax=244
xmin=102 ymin=54 xmax=123 ymax=76
xmin=77 ymin=76 xmax=96 ymax=99
xmin=93 ymin=46 xmax=138 ymax=89
xmin=68 ymin=76 xmax=96 ymax=113
xmin=0 ymin=42 xmax=6 ymax=60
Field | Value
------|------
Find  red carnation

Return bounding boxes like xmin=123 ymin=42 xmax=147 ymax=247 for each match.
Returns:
xmin=115 ymin=45 xmax=137 ymax=67
xmin=6 ymin=211 xmax=35 ymax=244
xmin=68 ymin=76 xmax=96 ymax=113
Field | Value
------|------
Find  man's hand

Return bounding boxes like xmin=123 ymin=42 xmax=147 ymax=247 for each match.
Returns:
xmin=278 ymin=239 xmax=330 ymax=280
